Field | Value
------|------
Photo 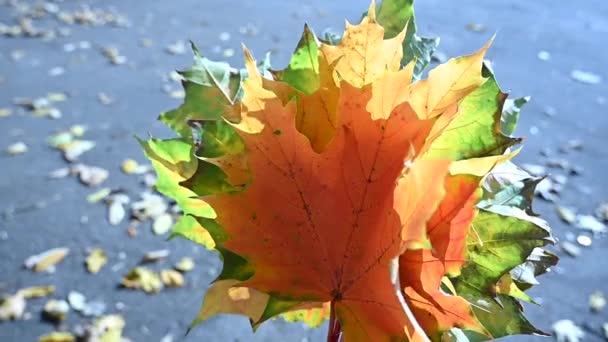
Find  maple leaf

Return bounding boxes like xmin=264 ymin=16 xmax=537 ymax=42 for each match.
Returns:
xmin=374 ymin=0 xmax=439 ymax=78
xmin=320 ymin=3 xmax=406 ymax=87
xmin=139 ymin=1 xmax=556 ymax=340
xmin=202 ymin=45 xmax=445 ymax=340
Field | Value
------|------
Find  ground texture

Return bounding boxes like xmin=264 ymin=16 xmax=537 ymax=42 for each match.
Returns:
xmin=1 ymin=0 xmax=607 ymax=341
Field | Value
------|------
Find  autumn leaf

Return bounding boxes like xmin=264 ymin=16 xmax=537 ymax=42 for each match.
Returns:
xmin=169 ymin=215 xmax=216 ymax=250
xmin=400 ymin=175 xmax=486 ymax=340
xmin=374 ymin=0 xmax=439 ymax=78
xmin=85 ymin=248 xmax=107 ymax=274
xmin=159 ymin=43 xmax=244 ymax=138
xmin=199 ymin=54 xmax=444 ymax=340
xmin=451 ymin=207 xmax=554 ymax=339
xmin=280 ymin=301 xmax=331 ymax=328
xmin=138 ymin=137 xmax=215 ymax=218
xmin=409 ymin=42 xmax=491 ymax=119
xmin=274 ymin=24 xmax=320 ymax=95
xmin=140 ymin=1 xmax=555 ymax=340
xmin=425 ymin=66 xmax=521 ymax=160
xmin=477 ymin=161 xmax=541 ymax=215
xmin=320 ymin=2 xmax=406 ymax=87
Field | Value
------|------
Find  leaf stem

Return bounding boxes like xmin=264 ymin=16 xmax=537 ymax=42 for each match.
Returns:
xmin=327 ymin=301 xmax=343 ymax=342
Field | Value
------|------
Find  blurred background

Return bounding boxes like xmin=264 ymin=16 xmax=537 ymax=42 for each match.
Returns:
xmin=1 ymin=0 xmax=607 ymax=341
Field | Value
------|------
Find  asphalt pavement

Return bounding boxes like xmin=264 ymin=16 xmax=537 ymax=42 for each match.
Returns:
xmin=1 ymin=0 xmax=607 ymax=341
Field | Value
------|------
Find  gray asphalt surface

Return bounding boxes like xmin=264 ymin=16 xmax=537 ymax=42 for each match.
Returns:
xmin=1 ymin=0 xmax=607 ymax=341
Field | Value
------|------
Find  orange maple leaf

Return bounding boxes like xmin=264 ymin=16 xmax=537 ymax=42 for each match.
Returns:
xmin=400 ymin=174 xmax=488 ymax=340
xmin=203 ymin=46 xmax=450 ymax=340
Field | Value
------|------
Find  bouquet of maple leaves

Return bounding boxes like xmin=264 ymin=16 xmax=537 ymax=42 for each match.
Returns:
xmin=140 ymin=1 xmax=557 ymax=341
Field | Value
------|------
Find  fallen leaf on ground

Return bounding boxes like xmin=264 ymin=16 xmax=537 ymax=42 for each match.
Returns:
xmin=38 ymin=332 xmax=75 ymax=342
xmin=589 ymin=291 xmax=606 ymax=313
xmin=101 ymin=46 xmax=127 ymax=65
xmin=81 ymin=300 xmax=106 ymax=317
xmin=0 ymin=292 xmax=26 ymax=320
xmin=72 ymin=164 xmax=108 ymax=186
xmin=48 ymin=167 xmax=71 ymax=179
xmin=86 ymin=248 xmax=107 ymax=274
xmin=222 ymin=48 xmax=234 ymax=58
xmin=48 ymin=67 xmax=65 ymax=77
xmin=84 ymin=314 xmax=125 ymax=341
xmin=535 ymin=178 xmax=559 ymax=202
xmin=570 ymin=70 xmax=602 ymax=85
xmin=61 ymin=140 xmax=95 ymax=161
xmin=141 ymin=249 xmax=170 ymax=263
xmin=106 ymin=194 xmax=129 ymax=226
xmin=121 ymin=159 xmax=149 ymax=174
xmin=0 ymin=108 xmax=12 ymax=117
xmin=47 ymin=128 xmax=95 ymax=161
xmin=70 ymin=125 xmax=86 ymax=137
xmin=556 ymin=206 xmax=576 ymax=224
xmin=576 ymin=235 xmax=592 ymax=247
xmin=43 ymin=299 xmax=70 ymax=321
xmin=560 ymin=241 xmax=581 ymax=257
xmin=131 ymin=192 xmax=167 ymax=220
xmin=161 ymin=269 xmax=185 ymax=287
xmin=152 ymin=213 xmax=173 ymax=235
xmin=537 ymin=51 xmax=551 ymax=61
xmin=97 ymin=92 xmax=114 ymax=105
xmin=596 ymin=202 xmax=608 ymax=222
xmin=121 ymin=159 xmax=137 ymax=174
xmin=15 ymin=95 xmax=63 ymax=119
xmin=47 ymin=92 xmax=67 ymax=102
xmin=166 ymin=40 xmax=187 ymax=55
xmin=552 ymin=319 xmax=584 ymax=342
xmin=24 ymin=247 xmax=69 ymax=272
xmin=160 ymin=333 xmax=173 ymax=342
xmin=121 ymin=267 xmax=163 ymax=293
xmin=465 ymin=23 xmax=487 ymax=32
xmin=175 ymin=257 xmax=195 ymax=272
xmin=86 ymin=188 xmax=112 ymax=203
xmin=562 ymin=139 xmax=583 ymax=151
xmin=19 ymin=285 xmax=55 ymax=299
xmin=67 ymin=291 xmax=86 ymax=311
xmin=6 ymin=142 xmax=28 ymax=155
xmin=576 ymin=215 xmax=607 ymax=234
